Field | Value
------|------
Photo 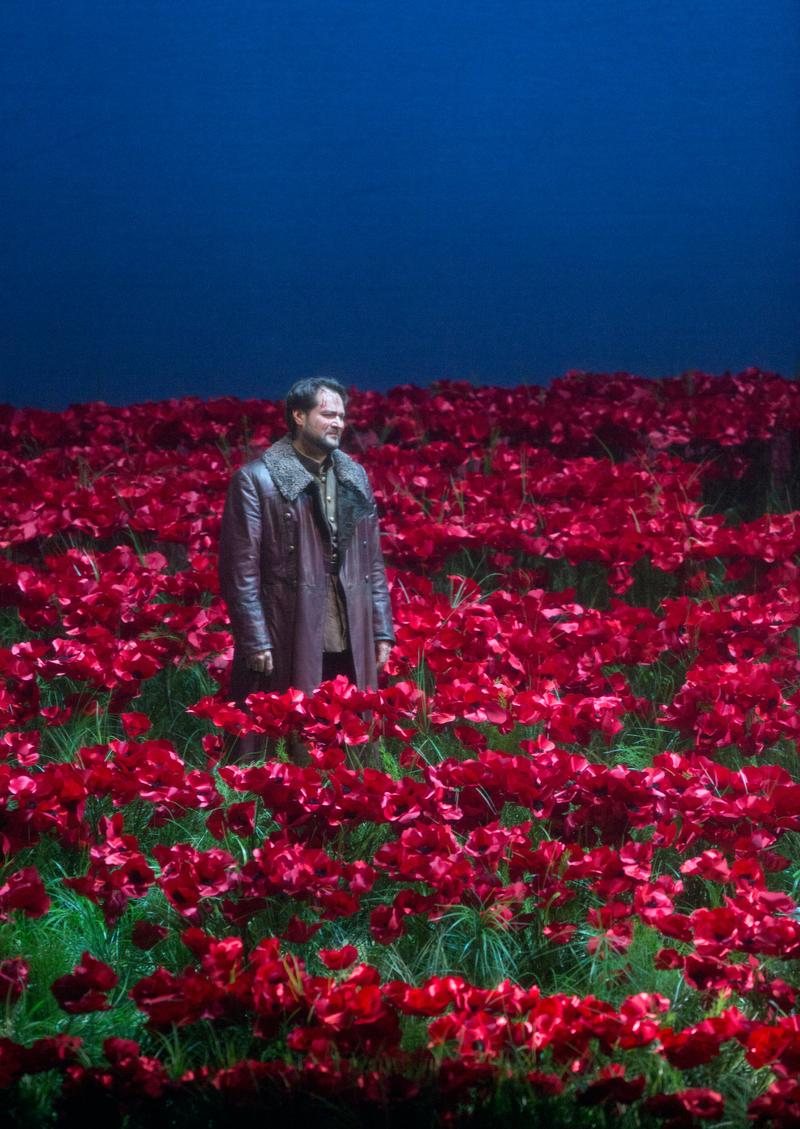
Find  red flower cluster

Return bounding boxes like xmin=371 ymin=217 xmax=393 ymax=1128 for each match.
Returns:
xmin=2 ymin=372 xmax=800 ymax=1123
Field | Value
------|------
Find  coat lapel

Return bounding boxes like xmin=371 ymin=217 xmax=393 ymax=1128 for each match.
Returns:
xmin=261 ymin=436 xmax=312 ymax=501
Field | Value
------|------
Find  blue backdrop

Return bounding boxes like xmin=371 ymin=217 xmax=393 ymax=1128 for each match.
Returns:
xmin=1 ymin=0 xmax=798 ymax=408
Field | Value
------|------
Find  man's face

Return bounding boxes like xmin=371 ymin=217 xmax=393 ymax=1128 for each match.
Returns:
xmin=293 ymin=388 xmax=346 ymax=455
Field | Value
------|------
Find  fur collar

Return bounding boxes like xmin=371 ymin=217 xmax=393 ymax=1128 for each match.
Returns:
xmin=261 ymin=435 xmax=369 ymax=503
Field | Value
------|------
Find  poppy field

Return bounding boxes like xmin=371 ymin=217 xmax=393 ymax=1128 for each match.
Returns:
xmin=3 ymin=370 xmax=800 ymax=1127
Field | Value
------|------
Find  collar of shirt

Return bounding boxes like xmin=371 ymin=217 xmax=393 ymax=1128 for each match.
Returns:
xmin=291 ymin=445 xmax=332 ymax=480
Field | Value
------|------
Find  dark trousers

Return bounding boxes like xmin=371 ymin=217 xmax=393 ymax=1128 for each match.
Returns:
xmin=321 ymin=649 xmax=356 ymax=684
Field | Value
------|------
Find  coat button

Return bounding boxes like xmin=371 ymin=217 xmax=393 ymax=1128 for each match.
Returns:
xmin=288 ymin=544 xmax=295 ymax=551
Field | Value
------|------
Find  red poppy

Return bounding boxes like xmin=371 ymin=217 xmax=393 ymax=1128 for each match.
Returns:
xmin=318 ymin=946 xmax=359 ymax=970
xmin=51 ymin=953 xmax=118 ymax=1013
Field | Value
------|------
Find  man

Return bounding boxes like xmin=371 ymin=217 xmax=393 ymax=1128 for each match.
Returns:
xmin=219 ymin=378 xmax=394 ymax=750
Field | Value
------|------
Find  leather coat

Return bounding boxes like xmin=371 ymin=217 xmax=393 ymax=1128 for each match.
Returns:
xmin=219 ymin=435 xmax=394 ymax=700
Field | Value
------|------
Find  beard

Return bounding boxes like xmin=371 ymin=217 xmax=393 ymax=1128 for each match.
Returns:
xmin=302 ymin=426 xmax=340 ymax=455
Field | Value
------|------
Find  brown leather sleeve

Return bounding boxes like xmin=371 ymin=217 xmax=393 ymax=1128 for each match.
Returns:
xmin=218 ymin=466 xmax=272 ymax=656
xmin=363 ymin=477 xmax=395 ymax=644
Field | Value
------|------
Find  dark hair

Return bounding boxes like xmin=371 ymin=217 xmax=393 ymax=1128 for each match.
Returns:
xmin=285 ymin=377 xmax=348 ymax=437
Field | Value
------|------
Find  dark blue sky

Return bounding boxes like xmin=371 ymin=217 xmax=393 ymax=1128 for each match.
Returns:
xmin=2 ymin=0 xmax=798 ymax=409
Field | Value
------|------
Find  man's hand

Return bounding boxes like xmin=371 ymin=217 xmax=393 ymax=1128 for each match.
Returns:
xmin=376 ymin=640 xmax=392 ymax=673
xmin=247 ymin=649 xmax=274 ymax=675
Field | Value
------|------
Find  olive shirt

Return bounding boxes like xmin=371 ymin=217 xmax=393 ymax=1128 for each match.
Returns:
xmin=291 ymin=445 xmax=349 ymax=653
